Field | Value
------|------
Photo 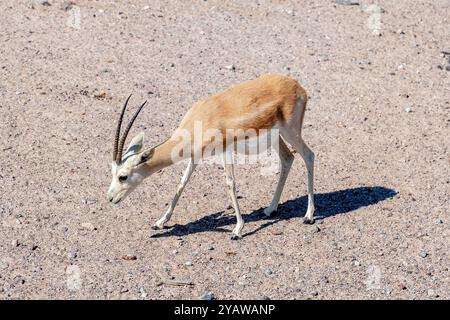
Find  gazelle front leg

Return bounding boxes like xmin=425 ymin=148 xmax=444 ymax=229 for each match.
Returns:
xmin=264 ymin=137 xmax=294 ymax=216
xmin=222 ymin=150 xmax=244 ymax=240
xmin=152 ymin=158 xmax=197 ymax=229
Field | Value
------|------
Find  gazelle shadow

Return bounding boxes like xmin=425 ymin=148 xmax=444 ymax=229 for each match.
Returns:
xmin=150 ymin=186 xmax=397 ymax=239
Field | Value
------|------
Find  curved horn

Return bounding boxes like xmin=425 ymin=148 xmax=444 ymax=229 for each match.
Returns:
xmin=116 ymin=100 xmax=147 ymax=162
xmin=113 ymin=94 xmax=132 ymax=162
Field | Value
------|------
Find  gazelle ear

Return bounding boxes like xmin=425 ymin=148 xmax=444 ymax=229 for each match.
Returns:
xmin=138 ymin=148 xmax=154 ymax=165
xmin=123 ymin=132 xmax=145 ymax=158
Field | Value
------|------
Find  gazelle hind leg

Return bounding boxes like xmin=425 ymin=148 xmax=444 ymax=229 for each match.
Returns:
xmin=222 ymin=150 xmax=244 ymax=239
xmin=153 ymin=158 xmax=197 ymax=229
xmin=264 ymin=137 xmax=294 ymax=216
xmin=298 ymin=139 xmax=315 ymax=223
xmin=281 ymin=130 xmax=315 ymax=223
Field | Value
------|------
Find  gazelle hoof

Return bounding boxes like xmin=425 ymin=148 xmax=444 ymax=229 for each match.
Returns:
xmin=152 ymin=222 xmax=166 ymax=230
xmin=230 ymin=235 xmax=241 ymax=240
xmin=263 ymin=207 xmax=276 ymax=217
xmin=303 ymin=217 xmax=314 ymax=224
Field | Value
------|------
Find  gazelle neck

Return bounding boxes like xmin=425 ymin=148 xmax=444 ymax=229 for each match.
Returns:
xmin=142 ymin=138 xmax=181 ymax=175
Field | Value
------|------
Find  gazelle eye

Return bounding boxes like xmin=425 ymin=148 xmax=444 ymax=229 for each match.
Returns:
xmin=118 ymin=176 xmax=128 ymax=182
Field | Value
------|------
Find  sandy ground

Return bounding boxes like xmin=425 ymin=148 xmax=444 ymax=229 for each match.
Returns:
xmin=0 ymin=0 xmax=449 ymax=300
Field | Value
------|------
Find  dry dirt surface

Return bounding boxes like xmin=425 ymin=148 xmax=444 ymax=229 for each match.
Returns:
xmin=0 ymin=0 xmax=449 ymax=300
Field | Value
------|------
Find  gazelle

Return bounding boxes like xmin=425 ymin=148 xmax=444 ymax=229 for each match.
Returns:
xmin=107 ymin=74 xmax=315 ymax=239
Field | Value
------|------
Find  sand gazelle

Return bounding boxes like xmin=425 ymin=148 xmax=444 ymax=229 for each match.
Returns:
xmin=107 ymin=74 xmax=315 ymax=239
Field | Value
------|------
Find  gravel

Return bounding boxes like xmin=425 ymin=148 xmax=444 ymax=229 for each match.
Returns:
xmin=0 ymin=0 xmax=448 ymax=300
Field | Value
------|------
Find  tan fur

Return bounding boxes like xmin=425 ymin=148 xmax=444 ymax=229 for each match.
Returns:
xmin=146 ymin=74 xmax=307 ymax=167
xmin=182 ymin=74 xmax=303 ymax=131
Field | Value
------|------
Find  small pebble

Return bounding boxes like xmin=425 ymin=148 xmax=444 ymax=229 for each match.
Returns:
xmin=427 ymin=289 xmax=439 ymax=298
xmin=398 ymin=283 xmax=407 ymax=290
xmin=93 ymin=90 xmax=107 ymax=99
xmin=265 ymin=268 xmax=273 ymax=276
xmin=419 ymin=250 xmax=428 ymax=258
xmin=372 ymin=29 xmax=382 ymax=36
xmin=311 ymin=226 xmax=321 ymax=234
xmin=405 ymin=106 xmax=412 ymax=113
xmin=200 ymin=291 xmax=214 ymax=300
xmin=82 ymin=198 xmax=97 ymax=205
xmin=122 ymin=254 xmax=137 ymax=261
xmin=139 ymin=287 xmax=148 ymax=298
xmin=81 ymin=222 xmax=96 ymax=231
xmin=0 ymin=260 xmax=9 ymax=270
xmin=335 ymin=0 xmax=359 ymax=5
xmin=320 ymin=276 xmax=329 ymax=284
xmin=224 ymin=65 xmax=235 ymax=71
xmin=67 ymin=251 xmax=78 ymax=259
xmin=185 ymin=261 xmax=193 ymax=266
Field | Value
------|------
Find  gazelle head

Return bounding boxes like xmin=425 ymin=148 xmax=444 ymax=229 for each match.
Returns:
xmin=107 ymin=95 xmax=154 ymax=204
